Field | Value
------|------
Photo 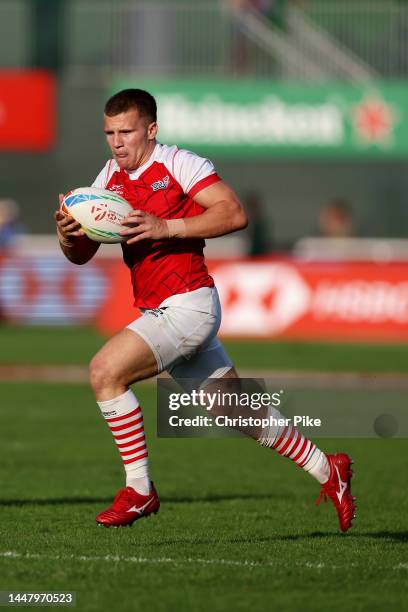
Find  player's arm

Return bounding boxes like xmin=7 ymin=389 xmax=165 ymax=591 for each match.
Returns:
xmin=121 ymin=180 xmax=247 ymax=244
xmin=180 ymin=180 xmax=248 ymax=238
xmin=55 ymin=194 xmax=100 ymax=265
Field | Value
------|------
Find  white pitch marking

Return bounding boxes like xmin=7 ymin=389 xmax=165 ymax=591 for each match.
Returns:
xmin=0 ymin=551 xmax=265 ymax=568
xmin=0 ymin=552 xmax=331 ymax=569
xmin=0 ymin=552 xmax=398 ymax=571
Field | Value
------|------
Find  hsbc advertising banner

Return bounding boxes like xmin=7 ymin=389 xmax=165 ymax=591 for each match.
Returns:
xmin=0 ymin=70 xmax=56 ymax=151
xmin=1 ymin=254 xmax=408 ymax=343
xmin=212 ymin=260 xmax=408 ymax=343
xmin=0 ymin=256 xmax=113 ymax=325
xmin=112 ymin=78 xmax=407 ymax=159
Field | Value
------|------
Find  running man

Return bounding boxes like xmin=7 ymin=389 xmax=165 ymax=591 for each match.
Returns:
xmin=55 ymin=89 xmax=356 ymax=531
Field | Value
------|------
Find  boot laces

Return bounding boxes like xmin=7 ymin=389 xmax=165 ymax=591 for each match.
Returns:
xmin=113 ymin=488 xmax=135 ymax=511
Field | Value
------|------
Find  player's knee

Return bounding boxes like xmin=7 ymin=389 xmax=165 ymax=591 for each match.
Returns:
xmin=89 ymin=354 xmax=117 ymax=395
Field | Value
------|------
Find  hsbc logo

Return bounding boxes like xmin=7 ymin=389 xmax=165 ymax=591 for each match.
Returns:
xmin=215 ymin=263 xmax=311 ymax=336
xmin=213 ymin=262 xmax=408 ymax=341
xmin=0 ymin=256 xmax=107 ymax=324
xmin=151 ymin=175 xmax=170 ymax=191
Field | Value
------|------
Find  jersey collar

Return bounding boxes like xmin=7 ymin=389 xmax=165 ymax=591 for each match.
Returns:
xmin=126 ymin=142 xmax=159 ymax=180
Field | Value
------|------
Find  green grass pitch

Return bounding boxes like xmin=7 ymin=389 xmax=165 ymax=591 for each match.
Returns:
xmin=0 ymin=327 xmax=407 ymax=611
xmin=1 ymin=325 xmax=408 ymax=371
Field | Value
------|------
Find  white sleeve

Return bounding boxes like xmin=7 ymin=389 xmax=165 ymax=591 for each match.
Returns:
xmin=171 ymin=149 xmax=218 ymax=195
xmin=92 ymin=160 xmax=115 ymax=188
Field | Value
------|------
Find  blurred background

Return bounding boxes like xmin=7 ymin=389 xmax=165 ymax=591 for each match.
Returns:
xmin=2 ymin=4 xmax=408 ymax=604
xmin=1 ymin=0 xmax=408 ymax=345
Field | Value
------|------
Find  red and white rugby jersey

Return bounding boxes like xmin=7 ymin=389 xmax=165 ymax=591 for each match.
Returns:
xmin=92 ymin=143 xmax=221 ymax=308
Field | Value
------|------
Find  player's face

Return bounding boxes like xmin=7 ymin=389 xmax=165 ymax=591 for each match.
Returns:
xmin=103 ymin=108 xmax=158 ymax=172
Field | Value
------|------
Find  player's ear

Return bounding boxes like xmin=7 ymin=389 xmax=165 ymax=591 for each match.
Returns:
xmin=147 ymin=121 xmax=158 ymax=141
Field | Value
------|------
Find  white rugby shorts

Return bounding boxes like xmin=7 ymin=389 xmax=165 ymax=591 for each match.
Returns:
xmin=126 ymin=286 xmax=233 ymax=386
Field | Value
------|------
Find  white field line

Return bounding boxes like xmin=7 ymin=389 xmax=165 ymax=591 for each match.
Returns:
xmin=0 ymin=551 xmax=276 ymax=569
xmin=1 ymin=365 xmax=408 ymax=390
xmin=0 ymin=551 xmax=406 ymax=571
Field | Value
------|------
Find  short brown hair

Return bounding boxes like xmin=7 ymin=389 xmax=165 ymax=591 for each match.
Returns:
xmin=104 ymin=89 xmax=157 ymax=122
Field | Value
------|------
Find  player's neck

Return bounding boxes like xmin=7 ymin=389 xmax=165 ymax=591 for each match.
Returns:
xmin=133 ymin=141 xmax=157 ymax=171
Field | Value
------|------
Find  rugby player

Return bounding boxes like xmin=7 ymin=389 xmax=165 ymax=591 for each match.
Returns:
xmin=55 ymin=89 xmax=356 ymax=531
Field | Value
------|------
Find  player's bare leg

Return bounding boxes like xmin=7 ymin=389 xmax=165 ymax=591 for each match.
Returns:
xmin=89 ymin=328 xmax=158 ymax=400
xmin=204 ymin=370 xmax=356 ymax=532
xmin=89 ymin=329 xmax=160 ymax=527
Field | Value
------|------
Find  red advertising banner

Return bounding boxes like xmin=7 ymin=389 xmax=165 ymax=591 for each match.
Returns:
xmin=210 ymin=260 xmax=408 ymax=343
xmin=0 ymin=70 xmax=56 ymax=151
xmin=1 ymin=254 xmax=408 ymax=343
xmin=96 ymin=258 xmax=408 ymax=342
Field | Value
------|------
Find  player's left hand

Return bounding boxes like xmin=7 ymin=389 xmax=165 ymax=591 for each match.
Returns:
xmin=120 ymin=210 xmax=168 ymax=244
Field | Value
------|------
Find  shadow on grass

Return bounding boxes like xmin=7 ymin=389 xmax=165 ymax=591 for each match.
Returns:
xmin=0 ymin=492 xmax=281 ymax=507
xmin=2 ymin=498 xmax=407 ymax=543
xmin=257 ymin=531 xmax=408 ymax=543
xmin=150 ymin=531 xmax=408 ymax=546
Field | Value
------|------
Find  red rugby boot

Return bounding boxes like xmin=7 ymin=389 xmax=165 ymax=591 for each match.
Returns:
xmin=96 ymin=483 xmax=160 ymax=527
xmin=316 ymin=453 xmax=356 ymax=533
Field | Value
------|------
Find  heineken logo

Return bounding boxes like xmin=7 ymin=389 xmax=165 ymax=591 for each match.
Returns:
xmin=351 ymin=93 xmax=398 ymax=147
xmin=158 ymin=94 xmax=344 ymax=146
xmin=157 ymin=91 xmax=401 ymax=151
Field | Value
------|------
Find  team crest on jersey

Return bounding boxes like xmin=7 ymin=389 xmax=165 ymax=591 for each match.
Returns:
xmin=151 ymin=175 xmax=170 ymax=191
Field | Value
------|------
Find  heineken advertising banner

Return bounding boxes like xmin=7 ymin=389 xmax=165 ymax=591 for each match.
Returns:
xmin=111 ymin=78 xmax=408 ymax=159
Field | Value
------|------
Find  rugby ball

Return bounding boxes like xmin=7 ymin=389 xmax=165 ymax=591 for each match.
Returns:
xmin=61 ymin=187 xmax=133 ymax=243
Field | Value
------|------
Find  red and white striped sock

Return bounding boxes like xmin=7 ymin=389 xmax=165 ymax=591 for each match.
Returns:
xmin=258 ymin=406 xmax=329 ymax=484
xmin=97 ymin=389 xmax=150 ymax=495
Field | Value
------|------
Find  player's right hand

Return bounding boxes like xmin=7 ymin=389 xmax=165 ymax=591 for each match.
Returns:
xmin=54 ymin=193 xmax=85 ymax=240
